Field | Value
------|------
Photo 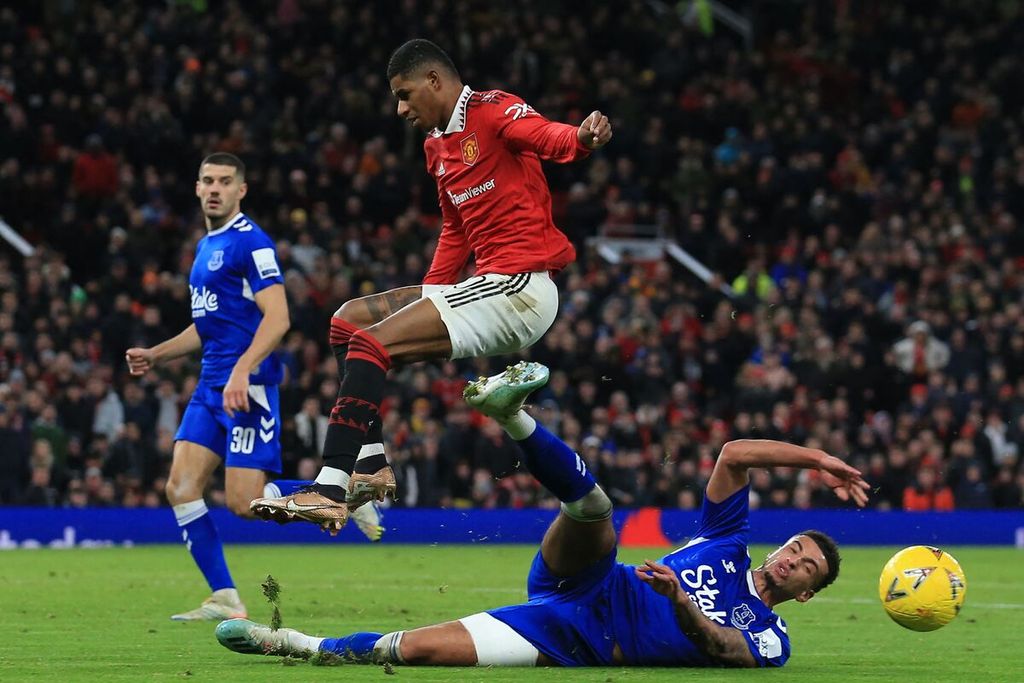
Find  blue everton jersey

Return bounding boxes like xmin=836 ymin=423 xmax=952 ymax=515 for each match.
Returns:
xmin=614 ymin=485 xmax=791 ymax=667
xmin=189 ymin=212 xmax=284 ymax=386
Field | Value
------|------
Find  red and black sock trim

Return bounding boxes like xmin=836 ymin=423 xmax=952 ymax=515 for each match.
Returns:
xmin=347 ymin=329 xmax=392 ymax=372
xmin=329 ymin=317 xmax=359 ymax=348
xmin=330 ymin=317 xmax=359 ymax=385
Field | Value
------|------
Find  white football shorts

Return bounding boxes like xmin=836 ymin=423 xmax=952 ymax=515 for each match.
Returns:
xmin=422 ymin=271 xmax=558 ymax=360
xmin=458 ymin=612 xmax=539 ymax=666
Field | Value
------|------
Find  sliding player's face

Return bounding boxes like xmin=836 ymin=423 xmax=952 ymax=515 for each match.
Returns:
xmin=196 ymin=164 xmax=247 ymax=220
xmin=390 ymin=69 xmax=444 ymax=131
xmin=760 ymin=534 xmax=828 ymax=603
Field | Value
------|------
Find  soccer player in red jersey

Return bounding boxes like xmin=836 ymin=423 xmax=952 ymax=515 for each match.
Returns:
xmin=251 ymin=39 xmax=612 ymax=533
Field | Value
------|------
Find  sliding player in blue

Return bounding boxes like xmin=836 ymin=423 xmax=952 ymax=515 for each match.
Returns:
xmin=126 ymin=154 xmax=382 ymax=621
xmin=216 ymin=361 xmax=868 ymax=666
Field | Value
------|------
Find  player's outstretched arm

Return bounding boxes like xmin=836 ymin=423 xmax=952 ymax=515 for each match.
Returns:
xmin=635 ymin=560 xmax=756 ymax=668
xmin=495 ymin=99 xmax=611 ymax=162
xmin=125 ymin=324 xmax=201 ymax=376
xmin=223 ymin=283 xmax=289 ymax=417
xmin=706 ymin=439 xmax=870 ymax=506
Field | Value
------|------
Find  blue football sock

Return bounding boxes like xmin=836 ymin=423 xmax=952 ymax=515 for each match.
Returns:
xmin=263 ymin=479 xmax=312 ymax=497
xmin=319 ymin=631 xmax=383 ymax=662
xmin=173 ymin=500 xmax=234 ymax=591
xmin=519 ymin=423 xmax=596 ymax=503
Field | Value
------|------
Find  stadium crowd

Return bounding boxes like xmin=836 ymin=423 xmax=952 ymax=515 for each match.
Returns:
xmin=2 ymin=0 xmax=1023 ymax=513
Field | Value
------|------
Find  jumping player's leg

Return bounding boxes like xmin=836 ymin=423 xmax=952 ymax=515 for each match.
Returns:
xmin=256 ymin=290 xmax=421 ymax=539
xmin=340 ymin=296 xmax=452 ymax=507
xmin=338 ymin=274 xmax=558 ymax=508
xmin=250 ymin=297 xmax=451 ymax=533
xmin=330 ymin=286 xmax=424 ymax=505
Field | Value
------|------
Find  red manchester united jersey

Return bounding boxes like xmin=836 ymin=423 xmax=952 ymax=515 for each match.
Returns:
xmin=421 ymin=86 xmax=590 ymax=284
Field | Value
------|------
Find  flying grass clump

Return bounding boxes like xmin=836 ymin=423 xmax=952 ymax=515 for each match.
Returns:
xmin=261 ymin=574 xmax=282 ymax=630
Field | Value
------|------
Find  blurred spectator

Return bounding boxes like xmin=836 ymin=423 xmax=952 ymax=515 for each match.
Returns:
xmin=19 ymin=466 xmax=58 ymax=506
xmin=0 ymin=407 xmax=29 ymax=502
xmin=0 ymin=1 xmax=1022 ymax=513
xmin=294 ymin=397 xmax=328 ymax=454
xmin=954 ymin=462 xmax=993 ymax=509
xmin=891 ymin=322 xmax=951 ymax=378
xmin=903 ymin=467 xmax=955 ymax=512
xmin=71 ymin=135 xmax=118 ymax=202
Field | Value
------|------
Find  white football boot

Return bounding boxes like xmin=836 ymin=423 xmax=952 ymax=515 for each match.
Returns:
xmin=462 ymin=361 xmax=550 ymax=419
xmin=350 ymin=501 xmax=385 ymax=542
xmin=215 ymin=618 xmax=319 ymax=658
xmin=171 ymin=591 xmax=247 ymax=622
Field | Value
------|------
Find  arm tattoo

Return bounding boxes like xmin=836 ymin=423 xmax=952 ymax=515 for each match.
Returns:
xmin=671 ymin=590 xmax=756 ymax=667
xmin=363 ymin=288 xmax=422 ymax=323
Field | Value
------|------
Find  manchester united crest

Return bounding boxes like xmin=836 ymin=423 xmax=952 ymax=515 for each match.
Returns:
xmin=460 ymin=133 xmax=479 ymax=166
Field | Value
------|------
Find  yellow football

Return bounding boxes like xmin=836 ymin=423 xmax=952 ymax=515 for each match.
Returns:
xmin=878 ymin=545 xmax=966 ymax=631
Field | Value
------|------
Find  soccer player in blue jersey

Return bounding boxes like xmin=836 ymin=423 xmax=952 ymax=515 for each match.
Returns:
xmin=126 ymin=153 xmax=297 ymax=620
xmin=216 ymin=361 xmax=870 ymax=666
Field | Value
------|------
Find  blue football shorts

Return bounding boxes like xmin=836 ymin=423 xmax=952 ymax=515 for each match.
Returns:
xmin=175 ymin=382 xmax=282 ymax=473
xmin=487 ymin=548 xmax=627 ymax=666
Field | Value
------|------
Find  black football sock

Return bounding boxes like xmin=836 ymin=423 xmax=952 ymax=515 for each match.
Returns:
xmin=322 ymin=330 xmax=392 ymax=475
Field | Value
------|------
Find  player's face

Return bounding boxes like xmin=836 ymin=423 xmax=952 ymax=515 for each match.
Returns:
xmin=390 ymin=71 xmax=442 ymax=131
xmin=761 ymin=534 xmax=828 ymax=603
xmin=196 ymin=164 xmax=247 ymax=221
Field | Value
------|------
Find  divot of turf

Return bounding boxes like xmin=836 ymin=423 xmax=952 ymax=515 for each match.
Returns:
xmin=309 ymin=651 xmax=345 ymax=666
xmin=261 ymin=575 xmax=282 ymax=630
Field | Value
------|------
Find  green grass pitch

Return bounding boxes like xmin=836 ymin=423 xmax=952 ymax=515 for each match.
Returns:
xmin=1 ymin=544 xmax=1020 ymax=682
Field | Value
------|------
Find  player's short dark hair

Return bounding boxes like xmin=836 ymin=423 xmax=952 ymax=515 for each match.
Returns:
xmin=387 ymin=39 xmax=459 ymax=81
xmin=199 ymin=152 xmax=245 ymax=179
xmin=800 ymin=529 xmax=841 ymax=592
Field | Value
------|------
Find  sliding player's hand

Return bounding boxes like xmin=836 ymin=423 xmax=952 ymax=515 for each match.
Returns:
xmin=222 ymin=367 xmax=250 ymax=418
xmin=125 ymin=347 xmax=155 ymax=376
xmin=819 ymin=454 xmax=870 ymax=507
xmin=635 ymin=560 xmax=684 ymax=601
xmin=578 ymin=110 xmax=612 ymax=150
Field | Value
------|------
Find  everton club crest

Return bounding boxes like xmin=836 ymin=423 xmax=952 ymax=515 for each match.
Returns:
xmin=207 ymin=250 xmax=224 ymax=271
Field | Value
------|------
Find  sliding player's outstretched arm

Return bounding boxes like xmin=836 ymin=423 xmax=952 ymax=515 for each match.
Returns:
xmin=635 ymin=560 xmax=756 ymax=667
xmin=706 ymin=439 xmax=870 ymax=506
xmin=125 ymin=324 xmax=202 ymax=376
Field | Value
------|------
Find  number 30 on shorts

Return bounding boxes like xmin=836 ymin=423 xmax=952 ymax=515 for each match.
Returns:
xmin=230 ymin=426 xmax=256 ymax=454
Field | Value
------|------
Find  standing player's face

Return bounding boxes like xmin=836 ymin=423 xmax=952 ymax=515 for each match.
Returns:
xmin=761 ymin=534 xmax=828 ymax=602
xmin=196 ymin=164 xmax=247 ymax=221
xmin=390 ymin=71 xmax=442 ymax=131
